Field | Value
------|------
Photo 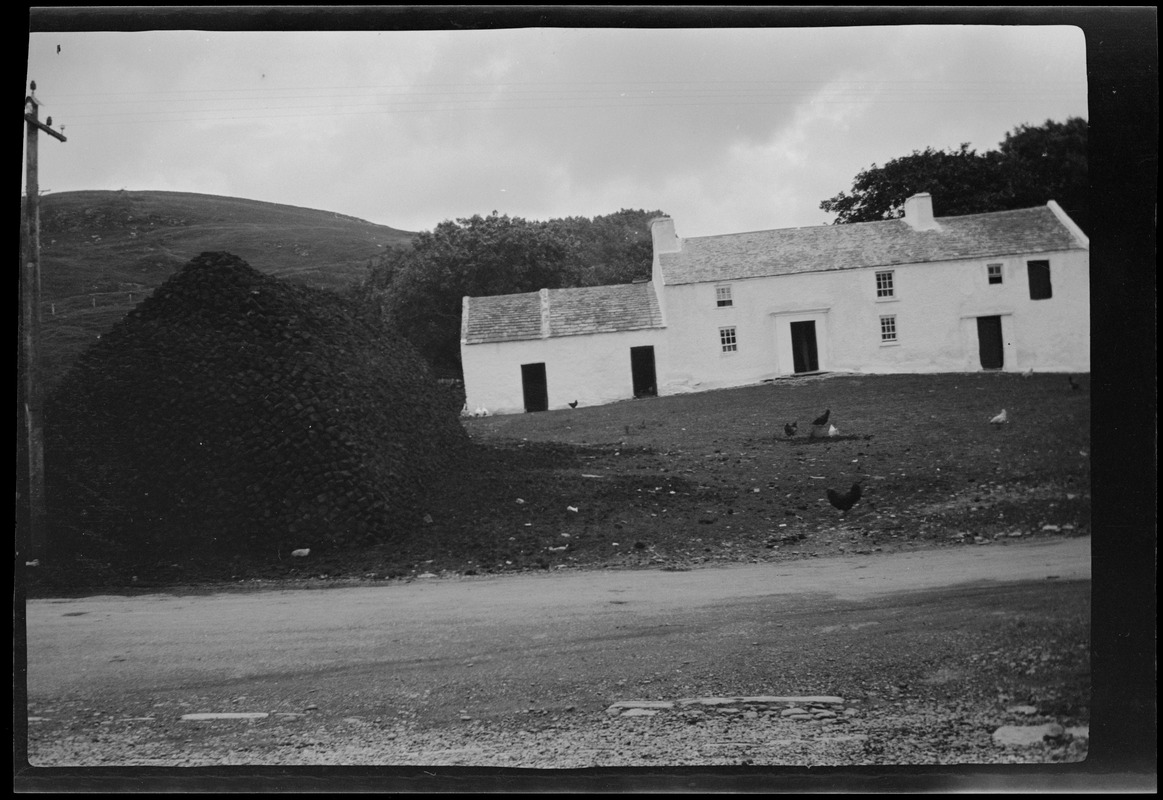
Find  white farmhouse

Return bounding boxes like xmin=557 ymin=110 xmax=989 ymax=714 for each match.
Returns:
xmin=460 ymin=193 xmax=1089 ymax=415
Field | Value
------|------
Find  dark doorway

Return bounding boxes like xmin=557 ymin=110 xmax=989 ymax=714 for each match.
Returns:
xmin=630 ymin=346 xmax=657 ymax=398
xmin=790 ymin=321 xmax=819 ymax=373
xmin=521 ymin=362 xmax=548 ymax=412
xmin=977 ymin=316 xmax=1004 ymax=369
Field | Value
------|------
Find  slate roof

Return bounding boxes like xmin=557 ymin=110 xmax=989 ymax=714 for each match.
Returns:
xmin=659 ymin=204 xmax=1087 ymax=286
xmin=462 ymin=281 xmax=663 ymax=345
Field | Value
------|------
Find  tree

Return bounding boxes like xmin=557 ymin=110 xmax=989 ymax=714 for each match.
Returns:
xmin=547 ymin=209 xmax=664 ymax=287
xmin=360 ymin=213 xmax=579 ymax=372
xmin=820 ymin=117 xmax=1088 ymax=232
xmin=357 ymin=208 xmax=666 ymax=374
xmin=996 ymin=117 xmax=1089 ymax=232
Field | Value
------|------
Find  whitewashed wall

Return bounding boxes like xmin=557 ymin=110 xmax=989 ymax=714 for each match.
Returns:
xmin=462 ymin=245 xmax=1089 ymax=414
xmin=654 ymin=247 xmax=1089 ymax=394
xmin=461 ymin=328 xmax=668 ymax=415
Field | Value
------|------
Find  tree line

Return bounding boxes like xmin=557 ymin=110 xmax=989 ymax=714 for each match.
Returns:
xmin=353 ymin=208 xmax=663 ymax=374
xmin=356 ymin=118 xmax=1086 ymax=375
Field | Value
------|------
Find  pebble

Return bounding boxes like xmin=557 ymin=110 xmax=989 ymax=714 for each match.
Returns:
xmin=609 ymin=695 xmax=851 ymax=722
xmin=992 ymin=723 xmax=1067 ymax=747
xmin=620 ymin=708 xmax=659 ymax=717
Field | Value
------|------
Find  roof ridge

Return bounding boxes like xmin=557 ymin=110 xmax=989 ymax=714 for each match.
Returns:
xmin=685 ymin=203 xmax=1056 ymax=241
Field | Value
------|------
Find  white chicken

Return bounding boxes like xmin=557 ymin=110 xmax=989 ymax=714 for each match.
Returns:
xmin=828 ymin=423 xmax=840 ymax=437
xmin=989 ymin=409 xmax=1008 ymax=425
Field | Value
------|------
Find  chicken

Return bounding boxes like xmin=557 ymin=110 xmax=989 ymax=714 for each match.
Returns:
xmin=989 ymin=409 xmax=1008 ymax=425
xmin=812 ymin=408 xmax=831 ymax=427
xmin=828 ymin=423 xmax=840 ymax=437
xmin=568 ymin=400 xmax=578 ymax=408
xmin=1068 ymin=375 xmax=1081 ymax=391
xmin=827 ymin=483 xmax=862 ymax=514
xmin=783 ymin=421 xmax=798 ymax=438
xmin=1023 ymin=368 xmax=1034 ymax=378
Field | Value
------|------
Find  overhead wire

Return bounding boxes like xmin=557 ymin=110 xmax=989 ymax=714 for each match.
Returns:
xmin=41 ymin=78 xmax=1087 ymax=127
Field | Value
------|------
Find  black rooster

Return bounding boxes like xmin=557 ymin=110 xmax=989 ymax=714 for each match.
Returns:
xmin=826 ymin=482 xmax=862 ymax=515
xmin=569 ymin=400 xmax=578 ymax=408
xmin=1068 ymin=376 xmax=1081 ymax=391
xmin=812 ymin=408 xmax=831 ymax=427
xmin=783 ymin=421 xmax=798 ymax=438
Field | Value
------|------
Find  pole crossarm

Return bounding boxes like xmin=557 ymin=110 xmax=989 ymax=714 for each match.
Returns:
xmin=24 ymin=113 xmax=67 ymax=141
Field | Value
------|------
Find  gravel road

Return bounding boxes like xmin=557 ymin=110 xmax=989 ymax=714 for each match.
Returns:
xmin=22 ymin=536 xmax=1092 ymax=770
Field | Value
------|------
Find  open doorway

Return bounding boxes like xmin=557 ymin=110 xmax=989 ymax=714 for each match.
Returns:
xmin=521 ymin=362 xmax=548 ymax=412
xmin=630 ymin=346 xmax=657 ymax=398
xmin=790 ymin=320 xmax=819 ymax=373
xmin=976 ymin=316 xmax=1004 ymax=369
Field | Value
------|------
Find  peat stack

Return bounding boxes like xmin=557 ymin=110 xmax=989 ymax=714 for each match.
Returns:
xmin=44 ymin=251 xmax=469 ymax=561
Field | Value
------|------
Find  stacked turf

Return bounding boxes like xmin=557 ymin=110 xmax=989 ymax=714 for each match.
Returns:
xmin=44 ymin=251 xmax=469 ymax=561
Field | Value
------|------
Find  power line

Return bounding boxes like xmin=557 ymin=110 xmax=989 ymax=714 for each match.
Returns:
xmin=40 ymin=87 xmax=1089 ymax=128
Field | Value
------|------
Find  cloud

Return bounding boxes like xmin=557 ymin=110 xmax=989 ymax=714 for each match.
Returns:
xmin=25 ymin=25 xmax=1088 ymax=237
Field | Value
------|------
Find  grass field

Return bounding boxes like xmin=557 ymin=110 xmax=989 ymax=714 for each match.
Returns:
xmin=25 ymin=370 xmax=1091 ymax=593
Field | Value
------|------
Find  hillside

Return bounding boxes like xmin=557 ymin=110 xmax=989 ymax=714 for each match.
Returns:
xmin=27 ymin=190 xmax=416 ymax=389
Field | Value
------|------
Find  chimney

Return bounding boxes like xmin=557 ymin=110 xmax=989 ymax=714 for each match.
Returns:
xmin=903 ymin=193 xmax=940 ymax=231
xmin=539 ymin=288 xmax=551 ymax=338
xmin=650 ymin=216 xmax=681 ymax=254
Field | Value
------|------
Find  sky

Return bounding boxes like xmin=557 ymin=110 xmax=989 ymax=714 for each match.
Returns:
xmin=24 ymin=13 xmax=1090 ymax=239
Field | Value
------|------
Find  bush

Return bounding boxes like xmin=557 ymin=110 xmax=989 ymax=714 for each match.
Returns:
xmin=44 ymin=252 xmax=470 ymax=564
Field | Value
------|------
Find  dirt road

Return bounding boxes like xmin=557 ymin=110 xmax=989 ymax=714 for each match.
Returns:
xmin=22 ymin=536 xmax=1091 ymax=768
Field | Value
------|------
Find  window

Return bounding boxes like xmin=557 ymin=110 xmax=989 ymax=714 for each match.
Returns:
xmin=875 ymin=270 xmax=895 ymax=298
xmin=719 ymin=326 xmax=737 ymax=353
xmin=1027 ymin=260 xmax=1052 ymax=300
xmin=715 ymin=285 xmax=733 ymax=307
xmin=987 ymin=263 xmax=1003 ymax=285
xmin=880 ymin=315 xmax=897 ymax=343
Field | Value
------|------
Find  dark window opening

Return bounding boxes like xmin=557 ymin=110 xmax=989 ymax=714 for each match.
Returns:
xmin=1027 ymin=260 xmax=1052 ymax=300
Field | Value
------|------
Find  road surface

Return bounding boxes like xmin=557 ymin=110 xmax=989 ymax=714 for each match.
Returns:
xmin=22 ymin=535 xmax=1091 ymax=769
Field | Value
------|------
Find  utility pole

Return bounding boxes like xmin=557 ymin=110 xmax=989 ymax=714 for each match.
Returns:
xmin=21 ymin=80 xmax=66 ymax=561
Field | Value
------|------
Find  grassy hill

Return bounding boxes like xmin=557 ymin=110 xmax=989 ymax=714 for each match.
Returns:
xmin=27 ymin=190 xmax=416 ymax=389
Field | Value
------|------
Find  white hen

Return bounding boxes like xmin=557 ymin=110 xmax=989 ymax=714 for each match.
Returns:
xmin=989 ymin=409 xmax=1008 ymax=424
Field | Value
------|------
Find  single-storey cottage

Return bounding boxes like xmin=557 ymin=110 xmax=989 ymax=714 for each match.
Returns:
xmin=460 ymin=193 xmax=1090 ymax=415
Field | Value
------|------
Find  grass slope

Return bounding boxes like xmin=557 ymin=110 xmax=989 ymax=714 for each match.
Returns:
xmin=29 ymin=189 xmax=415 ymax=389
xmin=26 ymin=371 xmax=1091 ymax=594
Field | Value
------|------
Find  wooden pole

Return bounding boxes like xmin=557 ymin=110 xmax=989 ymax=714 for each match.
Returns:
xmin=21 ymin=82 xmax=66 ymax=562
